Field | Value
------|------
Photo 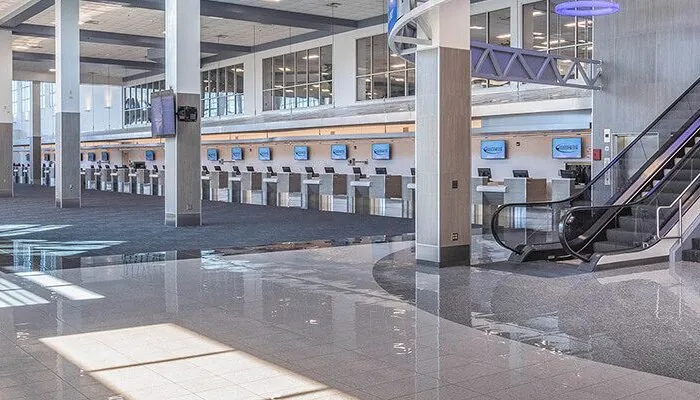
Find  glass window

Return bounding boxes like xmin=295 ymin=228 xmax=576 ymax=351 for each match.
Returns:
xmin=284 ymin=53 xmax=295 ymax=87
xmin=356 ymin=34 xmax=415 ymax=101
xmin=262 ymin=58 xmax=273 ymax=90
xmin=320 ymin=45 xmax=333 ymax=81
xmin=235 ymin=65 xmax=244 ymax=94
xmin=470 ymin=13 xmax=487 ymax=43
xmin=296 ymin=51 xmax=308 ymax=85
xmin=307 ymin=48 xmax=320 ymax=83
xmin=488 ymin=8 xmax=511 ymax=46
xmin=273 ymin=56 xmax=284 ymax=88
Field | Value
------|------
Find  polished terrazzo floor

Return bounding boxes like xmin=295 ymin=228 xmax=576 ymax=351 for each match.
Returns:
xmin=1 ymin=242 xmax=699 ymax=400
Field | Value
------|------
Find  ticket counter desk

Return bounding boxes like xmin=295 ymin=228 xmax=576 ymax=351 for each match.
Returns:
xmin=262 ymin=172 xmax=302 ymax=207
xmin=319 ymin=173 xmax=348 ymax=212
xmin=150 ymin=169 xmax=165 ymax=196
xmin=302 ymin=174 xmax=320 ymax=210
xmin=402 ymin=176 xmax=415 ymax=219
xmin=42 ymin=165 xmax=54 ymax=187
xmin=80 ymin=169 xmax=86 ymax=189
xmin=112 ymin=168 xmax=128 ymax=193
xmin=348 ymin=175 xmax=370 ymax=214
xmin=85 ymin=168 xmax=97 ymax=190
xmin=204 ymin=170 xmax=229 ymax=201
xmin=20 ymin=166 xmax=30 ymax=184
xmin=98 ymin=167 xmax=112 ymax=191
xmin=132 ymin=169 xmax=150 ymax=195
xmin=473 ymin=177 xmax=548 ymax=233
xmin=228 ymin=171 xmax=262 ymax=204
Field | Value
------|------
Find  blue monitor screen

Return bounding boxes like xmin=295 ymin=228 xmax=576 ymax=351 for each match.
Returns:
xmin=150 ymin=90 xmax=176 ymax=138
xmin=207 ymin=149 xmax=219 ymax=161
xmin=101 ymin=152 xmax=109 ymax=162
xmin=145 ymin=150 xmax=155 ymax=161
xmin=231 ymin=147 xmax=244 ymax=161
xmin=372 ymin=143 xmax=391 ymax=160
xmin=480 ymin=140 xmax=507 ymax=160
xmin=87 ymin=152 xmax=96 ymax=162
xmin=331 ymin=144 xmax=347 ymax=160
xmin=258 ymin=147 xmax=271 ymax=161
xmin=294 ymin=146 xmax=309 ymax=161
xmin=552 ymin=137 xmax=583 ymax=159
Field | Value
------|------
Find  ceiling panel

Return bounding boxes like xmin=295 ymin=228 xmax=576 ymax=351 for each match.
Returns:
xmin=214 ymin=0 xmax=385 ymax=21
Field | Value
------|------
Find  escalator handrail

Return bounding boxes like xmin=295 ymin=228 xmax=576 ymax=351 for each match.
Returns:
xmin=492 ymin=76 xmax=700 ymax=255
xmin=558 ymin=125 xmax=700 ymax=262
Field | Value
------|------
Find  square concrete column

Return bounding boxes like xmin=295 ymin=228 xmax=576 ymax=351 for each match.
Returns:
xmin=164 ymin=0 xmax=202 ymax=226
xmin=30 ymin=81 xmax=42 ymax=185
xmin=55 ymin=0 xmax=81 ymax=208
xmin=414 ymin=0 xmax=471 ymax=267
xmin=0 ymin=29 xmax=13 ymax=198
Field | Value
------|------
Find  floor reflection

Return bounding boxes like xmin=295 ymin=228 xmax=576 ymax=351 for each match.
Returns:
xmin=373 ymin=247 xmax=700 ymax=383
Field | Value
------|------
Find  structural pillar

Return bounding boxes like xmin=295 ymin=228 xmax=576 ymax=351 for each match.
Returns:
xmin=414 ymin=0 xmax=471 ymax=267
xmin=55 ymin=0 xmax=81 ymax=208
xmin=30 ymin=81 xmax=42 ymax=185
xmin=164 ymin=0 xmax=202 ymax=226
xmin=0 ymin=29 xmax=13 ymax=198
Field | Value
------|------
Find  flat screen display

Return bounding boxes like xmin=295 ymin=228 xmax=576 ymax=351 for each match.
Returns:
xmin=145 ymin=150 xmax=155 ymax=161
xmin=258 ymin=147 xmax=271 ymax=161
xmin=150 ymin=90 xmax=176 ymax=138
xmin=552 ymin=137 xmax=583 ymax=159
xmin=231 ymin=147 xmax=244 ymax=161
xmin=372 ymin=143 xmax=391 ymax=160
xmin=44 ymin=154 xmax=50 ymax=161
xmin=207 ymin=149 xmax=219 ymax=161
xmin=294 ymin=146 xmax=309 ymax=161
xmin=101 ymin=152 xmax=109 ymax=162
xmin=480 ymin=140 xmax=507 ymax=160
xmin=87 ymin=152 xmax=96 ymax=162
xmin=331 ymin=144 xmax=347 ymax=160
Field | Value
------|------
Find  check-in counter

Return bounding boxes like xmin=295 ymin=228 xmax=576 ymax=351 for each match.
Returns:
xmin=112 ymin=168 xmax=128 ymax=192
xmin=473 ymin=177 xmax=506 ymax=233
xmin=401 ymin=176 xmax=415 ymax=218
xmin=126 ymin=171 xmax=138 ymax=194
xmin=369 ymin=174 xmax=403 ymax=217
xmin=150 ymin=170 xmax=165 ymax=196
xmin=228 ymin=172 xmax=262 ymax=204
xmin=80 ymin=169 xmax=86 ymax=189
xmin=550 ymin=178 xmax=576 ymax=202
xmin=319 ymin=173 xmax=348 ymax=212
xmin=201 ymin=174 xmax=211 ymax=200
xmin=208 ymin=171 xmax=229 ymax=201
xmin=302 ymin=174 xmax=320 ymax=210
xmin=273 ymin=172 xmax=302 ymax=208
xmin=349 ymin=176 xmax=371 ymax=215
xmin=98 ymin=167 xmax=112 ymax=191
xmin=85 ymin=168 xmax=97 ymax=190
xmin=42 ymin=166 xmax=51 ymax=186
xmin=228 ymin=175 xmax=242 ymax=203
xmin=501 ymin=177 xmax=547 ymax=230
xmin=134 ymin=169 xmax=151 ymax=195
xmin=21 ymin=166 xmax=30 ymax=184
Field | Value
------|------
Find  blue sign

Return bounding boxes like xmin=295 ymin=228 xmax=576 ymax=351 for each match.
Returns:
xmin=372 ymin=143 xmax=391 ymax=160
xmin=480 ymin=140 xmax=507 ymax=160
xmin=331 ymin=144 xmax=347 ymax=160
xmin=388 ymin=0 xmax=399 ymax=33
xmin=145 ymin=150 xmax=155 ymax=161
xmin=207 ymin=149 xmax=219 ymax=161
xmin=294 ymin=146 xmax=309 ymax=161
xmin=552 ymin=137 xmax=582 ymax=159
xmin=231 ymin=147 xmax=244 ymax=161
xmin=258 ymin=147 xmax=271 ymax=161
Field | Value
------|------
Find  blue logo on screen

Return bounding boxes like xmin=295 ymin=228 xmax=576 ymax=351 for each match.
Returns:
xmin=331 ymin=145 xmax=347 ymax=160
xmin=552 ymin=138 xmax=582 ymax=159
xmin=231 ymin=147 xmax=243 ymax=161
xmin=372 ymin=144 xmax=391 ymax=160
xmin=207 ymin=149 xmax=219 ymax=161
xmin=294 ymin=146 xmax=308 ymax=161
xmin=259 ymin=147 xmax=271 ymax=161
xmin=480 ymin=140 xmax=506 ymax=159
xmin=145 ymin=151 xmax=155 ymax=161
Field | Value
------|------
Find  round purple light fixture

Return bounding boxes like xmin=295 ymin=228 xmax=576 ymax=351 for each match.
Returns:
xmin=555 ymin=0 xmax=620 ymax=17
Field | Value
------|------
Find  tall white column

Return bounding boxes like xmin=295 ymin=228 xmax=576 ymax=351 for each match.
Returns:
xmin=164 ymin=0 xmax=202 ymax=226
xmin=0 ymin=29 xmax=13 ymax=197
xmin=30 ymin=81 xmax=42 ymax=185
xmin=414 ymin=0 xmax=471 ymax=266
xmin=55 ymin=0 xmax=81 ymax=208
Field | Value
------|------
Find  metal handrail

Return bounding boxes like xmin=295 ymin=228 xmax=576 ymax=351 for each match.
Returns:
xmin=656 ymin=172 xmax=700 ymax=239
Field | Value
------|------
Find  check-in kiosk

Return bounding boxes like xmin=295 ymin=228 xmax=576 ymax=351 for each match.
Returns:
xmin=401 ymin=168 xmax=416 ymax=218
xmin=85 ymin=166 xmax=97 ymax=190
xmin=262 ymin=167 xmax=278 ymax=206
xmin=274 ymin=167 xmax=302 ymax=208
xmin=302 ymin=167 xmax=321 ymax=210
xmin=42 ymin=164 xmax=52 ymax=186
xmin=12 ymin=165 xmax=19 ymax=184
xmin=502 ymin=170 xmax=547 ymax=230
xmin=134 ymin=168 xmax=151 ymax=195
xmin=201 ymin=166 xmax=211 ymax=200
xmin=98 ymin=166 xmax=112 ymax=191
xmin=114 ymin=166 xmax=129 ymax=193
xmin=80 ymin=168 xmax=87 ymax=189
xmin=21 ymin=165 xmax=30 ymax=184
xmin=349 ymin=167 xmax=371 ymax=215
xmin=150 ymin=166 xmax=165 ymax=196
xmin=228 ymin=166 xmax=242 ymax=203
xmin=228 ymin=166 xmax=262 ymax=204
xmin=367 ymin=168 xmax=403 ymax=217
xmin=208 ymin=166 xmax=229 ymax=201
xmin=319 ymin=167 xmax=348 ymax=212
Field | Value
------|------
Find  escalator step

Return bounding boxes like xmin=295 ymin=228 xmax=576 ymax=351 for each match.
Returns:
xmin=606 ymin=228 xmax=653 ymax=245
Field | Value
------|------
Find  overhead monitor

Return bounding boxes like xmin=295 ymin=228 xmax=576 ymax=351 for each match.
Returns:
xmin=480 ymin=140 xmax=507 ymax=160
xmin=231 ymin=147 xmax=244 ymax=161
xmin=145 ymin=150 xmax=156 ymax=161
xmin=294 ymin=146 xmax=309 ymax=161
xmin=552 ymin=137 xmax=583 ymax=159
xmin=331 ymin=144 xmax=348 ymax=160
xmin=207 ymin=148 xmax=219 ymax=161
xmin=258 ymin=147 xmax=271 ymax=161
xmin=43 ymin=154 xmax=50 ymax=161
xmin=87 ymin=152 xmax=96 ymax=162
xmin=101 ymin=152 xmax=109 ymax=162
xmin=372 ymin=143 xmax=391 ymax=160
xmin=150 ymin=89 xmax=176 ymax=138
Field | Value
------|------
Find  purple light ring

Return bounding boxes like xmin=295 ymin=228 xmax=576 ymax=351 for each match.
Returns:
xmin=555 ymin=0 xmax=620 ymax=17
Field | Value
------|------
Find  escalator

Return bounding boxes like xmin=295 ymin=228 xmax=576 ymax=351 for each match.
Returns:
xmin=491 ymin=77 xmax=700 ymax=267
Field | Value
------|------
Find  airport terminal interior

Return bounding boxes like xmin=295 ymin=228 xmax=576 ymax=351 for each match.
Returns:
xmin=1 ymin=0 xmax=700 ymax=399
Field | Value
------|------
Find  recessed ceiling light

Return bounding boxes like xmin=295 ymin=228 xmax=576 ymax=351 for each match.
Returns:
xmin=471 ymin=26 xmax=485 ymax=30
xmin=532 ymin=10 xmax=545 ymax=16
xmin=49 ymin=68 xmax=56 ymax=72
xmin=495 ymin=34 xmax=511 ymax=39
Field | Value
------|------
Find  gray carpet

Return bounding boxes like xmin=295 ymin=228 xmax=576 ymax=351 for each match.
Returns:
xmin=1 ymin=185 xmax=414 ymax=257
